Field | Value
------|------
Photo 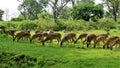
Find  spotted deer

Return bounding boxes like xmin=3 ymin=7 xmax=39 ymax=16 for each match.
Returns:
xmin=110 ymin=38 xmax=120 ymax=50
xmin=84 ymin=34 xmax=97 ymax=48
xmin=60 ymin=32 xmax=76 ymax=47
xmin=41 ymin=32 xmax=61 ymax=46
xmin=13 ymin=30 xmax=30 ymax=42
xmin=103 ymin=36 xmax=119 ymax=49
xmin=74 ymin=33 xmax=88 ymax=44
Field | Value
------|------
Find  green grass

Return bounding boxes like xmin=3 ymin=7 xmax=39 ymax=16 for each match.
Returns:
xmin=0 ymin=30 xmax=120 ymax=68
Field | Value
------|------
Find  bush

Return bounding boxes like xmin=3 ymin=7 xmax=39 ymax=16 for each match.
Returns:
xmin=58 ymin=19 xmax=87 ymax=31
xmin=18 ymin=20 xmax=37 ymax=30
xmin=116 ymin=24 xmax=120 ymax=29
xmin=11 ymin=17 xmax=24 ymax=21
xmin=97 ymin=18 xmax=116 ymax=29
xmin=0 ymin=21 xmax=19 ymax=29
xmin=35 ymin=20 xmax=58 ymax=31
xmin=0 ymin=18 xmax=119 ymax=31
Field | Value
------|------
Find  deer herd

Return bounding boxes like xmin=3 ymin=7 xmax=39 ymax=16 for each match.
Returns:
xmin=0 ymin=26 xmax=120 ymax=50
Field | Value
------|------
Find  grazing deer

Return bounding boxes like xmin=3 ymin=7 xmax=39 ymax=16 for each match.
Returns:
xmin=30 ymin=33 xmax=44 ymax=43
xmin=60 ymin=32 xmax=76 ymax=47
xmin=93 ymin=30 xmax=110 ymax=48
xmin=94 ymin=36 xmax=106 ymax=48
xmin=35 ymin=29 xmax=44 ymax=34
xmin=0 ymin=26 xmax=16 ymax=39
xmin=98 ymin=29 xmax=110 ymax=38
xmin=41 ymin=32 xmax=61 ymax=46
xmin=13 ymin=30 xmax=31 ymax=42
xmin=3 ymin=29 xmax=16 ymax=39
xmin=103 ymin=36 xmax=119 ymax=49
xmin=47 ymin=30 xmax=54 ymax=34
xmin=74 ymin=33 xmax=88 ymax=44
xmin=84 ymin=34 xmax=97 ymax=48
xmin=110 ymin=38 xmax=120 ymax=50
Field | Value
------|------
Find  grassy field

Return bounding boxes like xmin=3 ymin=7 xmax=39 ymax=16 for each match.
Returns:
xmin=0 ymin=30 xmax=120 ymax=68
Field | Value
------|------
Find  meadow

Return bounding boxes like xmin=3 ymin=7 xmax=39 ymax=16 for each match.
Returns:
xmin=0 ymin=29 xmax=120 ymax=68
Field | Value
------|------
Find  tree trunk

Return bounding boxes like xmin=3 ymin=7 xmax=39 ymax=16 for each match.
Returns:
xmin=53 ymin=10 xmax=58 ymax=24
xmin=113 ymin=9 xmax=117 ymax=22
xmin=20 ymin=11 xmax=27 ymax=20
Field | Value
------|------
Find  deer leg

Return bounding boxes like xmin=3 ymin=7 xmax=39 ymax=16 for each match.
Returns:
xmin=17 ymin=36 xmax=23 ymax=42
xmin=83 ymin=39 xmax=86 ymax=44
xmin=86 ymin=42 xmax=90 ymax=48
xmin=13 ymin=36 xmax=17 ymax=42
xmin=42 ymin=41 xmax=45 ymax=46
xmin=94 ymin=41 xmax=98 ymax=48
xmin=30 ymin=36 xmax=36 ymax=43
xmin=103 ymin=42 xmax=107 ymax=49
xmin=60 ymin=41 xmax=63 ymax=47
xmin=107 ymin=44 xmax=110 ymax=48
xmin=110 ymin=42 xmax=116 ymax=50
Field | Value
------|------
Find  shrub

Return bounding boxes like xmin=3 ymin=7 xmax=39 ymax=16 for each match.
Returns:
xmin=58 ymin=19 xmax=87 ymax=31
xmin=0 ymin=21 xmax=19 ymax=29
xmin=35 ymin=20 xmax=58 ymax=31
xmin=97 ymin=18 xmax=116 ymax=29
xmin=116 ymin=24 xmax=120 ymax=29
xmin=18 ymin=20 xmax=37 ymax=30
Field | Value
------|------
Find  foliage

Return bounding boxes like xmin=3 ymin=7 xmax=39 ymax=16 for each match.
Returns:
xmin=0 ymin=30 xmax=120 ymax=68
xmin=58 ymin=19 xmax=87 ymax=31
xmin=59 ymin=7 xmax=72 ymax=19
xmin=72 ymin=2 xmax=104 ymax=21
xmin=18 ymin=0 xmax=49 ymax=20
xmin=0 ymin=9 xmax=4 ymax=21
xmin=102 ymin=0 xmax=120 ymax=21
xmin=48 ymin=0 xmax=71 ymax=23
xmin=35 ymin=20 xmax=58 ymax=31
xmin=11 ymin=16 xmax=24 ymax=21
xmin=0 ymin=21 xmax=19 ymax=29
xmin=17 ymin=20 xmax=37 ymax=30
xmin=38 ymin=12 xmax=53 ymax=20
xmin=97 ymin=18 xmax=116 ymax=29
xmin=0 ymin=18 xmax=119 ymax=31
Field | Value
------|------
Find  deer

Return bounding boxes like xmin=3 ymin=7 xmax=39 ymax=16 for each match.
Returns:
xmin=93 ymin=35 xmax=107 ymax=48
xmin=35 ymin=29 xmax=44 ymax=34
xmin=0 ymin=26 xmax=16 ymax=39
xmin=41 ymin=32 xmax=61 ymax=46
xmin=13 ymin=30 xmax=31 ymax=42
xmin=60 ymin=32 xmax=76 ymax=47
xmin=3 ymin=29 xmax=16 ymax=39
xmin=110 ymin=38 xmax=120 ymax=50
xmin=30 ymin=32 xmax=44 ymax=43
xmin=84 ymin=34 xmax=97 ymax=48
xmin=74 ymin=33 xmax=88 ymax=44
xmin=47 ymin=30 xmax=54 ymax=34
xmin=93 ymin=29 xmax=110 ymax=48
xmin=97 ymin=29 xmax=110 ymax=38
xmin=103 ymin=36 xmax=119 ymax=49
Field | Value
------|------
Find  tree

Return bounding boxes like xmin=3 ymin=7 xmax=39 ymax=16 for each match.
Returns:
xmin=49 ymin=0 xmax=70 ymax=23
xmin=4 ymin=9 xmax=10 ymax=20
xmin=59 ymin=7 xmax=72 ymax=19
xmin=18 ymin=0 xmax=48 ymax=20
xmin=70 ymin=0 xmax=94 ymax=7
xmin=0 ymin=9 xmax=4 ymax=21
xmin=103 ymin=0 xmax=120 ymax=21
xmin=72 ymin=2 xmax=104 ymax=21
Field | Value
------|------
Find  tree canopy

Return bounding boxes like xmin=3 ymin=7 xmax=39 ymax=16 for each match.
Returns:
xmin=18 ymin=0 xmax=48 ymax=20
xmin=72 ymin=2 xmax=104 ymax=21
xmin=102 ymin=0 xmax=120 ymax=21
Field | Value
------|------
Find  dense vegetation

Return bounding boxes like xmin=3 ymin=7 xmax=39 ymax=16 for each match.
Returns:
xmin=0 ymin=0 xmax=120 ymax=68
xmin=0 ymin=18 xmax=120 ymax=31
xmin=0 ymin=30 xmax=120 ymax=68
